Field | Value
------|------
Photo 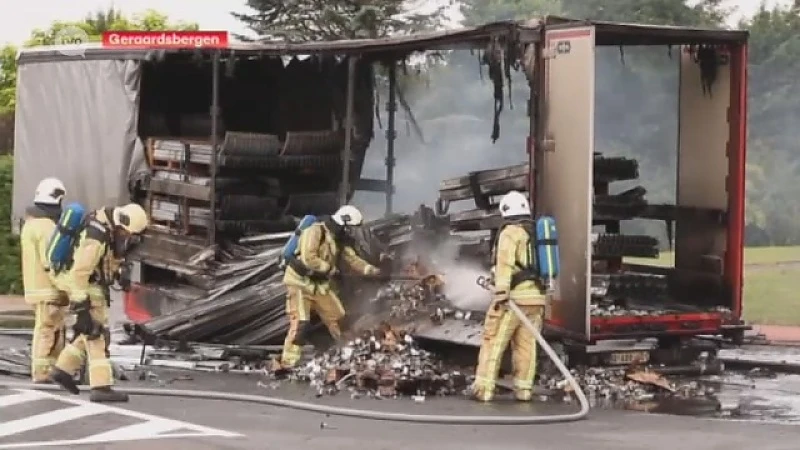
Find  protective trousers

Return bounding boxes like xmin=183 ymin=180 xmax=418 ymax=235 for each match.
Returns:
xmin=281 ymin=286 xmax=345 ymax=367
xmin=473 ymin=302 xmax=544 ymax=402
xmin=53 ymin=287 xmax=113 ymax=388
xmin=31 ymin=300 xmax=67 ymax=382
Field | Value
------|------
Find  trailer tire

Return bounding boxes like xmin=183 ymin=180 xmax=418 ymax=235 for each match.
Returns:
xmin=217 ymin=154 xmax=341 ymax=171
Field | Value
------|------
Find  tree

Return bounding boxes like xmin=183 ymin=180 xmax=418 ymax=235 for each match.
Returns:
xmin=26 ymin=9 xmax=198 ymax=46
xmin=0 ymin=9 xmax=198 ymax=115
xmin=0 ymin=46 xmax=15 ymax=115
xmin=560 ymin=0 xmax=730 ymax=27
xmin=460 ymin=0 xmax=562 ymax=25
xmin=231 ymin=0 xmax=448 ymax=41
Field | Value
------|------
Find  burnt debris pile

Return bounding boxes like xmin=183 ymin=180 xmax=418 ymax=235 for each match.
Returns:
xmin=139 ymin=211 xmax=447 ymax=345
xmin=537 ymin=365 xmax=717 ymax=407
xmin=140 ymin=240 xmax=290 ymax=345
xmin=274 ymin=324 xmax=471 ymax=398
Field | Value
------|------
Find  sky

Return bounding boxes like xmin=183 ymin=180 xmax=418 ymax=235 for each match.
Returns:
xmin=0 ymin=0 xmax=791 ymax=46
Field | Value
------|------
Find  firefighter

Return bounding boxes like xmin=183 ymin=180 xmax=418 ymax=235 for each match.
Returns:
xmin=20 ymin=178 xmax=68 ymax=383
xmin=49 ymin=203 xmax=148 ymax=402
xmin=472 ymin=191 xmax=546 ymax=402
xmin=278 ymin=205 xmax=384 ymax=369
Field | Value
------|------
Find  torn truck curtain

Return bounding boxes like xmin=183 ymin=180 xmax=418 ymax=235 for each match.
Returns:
xmin=11 ymin=59 xmax=144 ymax=232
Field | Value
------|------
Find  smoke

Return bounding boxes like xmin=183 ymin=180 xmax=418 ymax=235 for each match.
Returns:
xmin=439 ymin=261 xmax=491 ymax=310
xmin=353 ymin=49 xmax=530 ymax=218
xmin=401 ymin=233 xmax=493 ymax=311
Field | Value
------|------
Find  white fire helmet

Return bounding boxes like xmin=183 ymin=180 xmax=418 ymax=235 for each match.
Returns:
xmin=498 ymin=191 xmax=531 ymax=218
xmin=332 ymin=205 xmax=364 ymax=226
xmin=33 ymin=178 xmax=67 ymax=206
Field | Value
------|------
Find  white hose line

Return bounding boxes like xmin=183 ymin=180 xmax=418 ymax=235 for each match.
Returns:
xmin=0 ymin=301 xmax=589 ymax=424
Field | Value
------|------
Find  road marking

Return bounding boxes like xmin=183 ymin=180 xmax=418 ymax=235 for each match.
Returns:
xmin=0 ymin=404 xmax=107 ymax=438
xmin=0 ymin=391 xmax=46 ymax=408
xmin=0 ymin=389 xmax=241 ymax=448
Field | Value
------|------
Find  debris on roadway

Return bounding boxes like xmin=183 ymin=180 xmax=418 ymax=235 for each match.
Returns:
xmin=269 ymin=324 xmax=471 ymax=399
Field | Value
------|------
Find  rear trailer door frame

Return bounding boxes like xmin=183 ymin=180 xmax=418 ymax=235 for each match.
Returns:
xmin=538 ymin=24 xmax=596 ymax=341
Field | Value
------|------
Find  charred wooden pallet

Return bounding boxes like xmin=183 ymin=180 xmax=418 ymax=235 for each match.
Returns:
xmin=593 ymin=155 xmax=639 ymax=183
xmin=593 ymin=234 xmax=659 ymax=259
xmin=147 ymin=138 xmax=215 ymax=166
xmin=448 ymin=208 xmax=502 ymax=232
xmin=439 ymin=174 xmax=528 ymax=202
xmin=439 ymin=164 xmax=528 ymax=208
xmin=439 ymin=163 xmax=529 ymax=191
xmin=148 ymin=178 xmax=212 ymax=202
xmin=131 ymin=230 xmax=213 ymax=276
xmin=593 ymin=186 xmax=648 ymax=219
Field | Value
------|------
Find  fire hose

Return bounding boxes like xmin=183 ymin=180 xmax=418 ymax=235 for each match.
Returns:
xmin=0 ymin=277 xmax=589 ymax=425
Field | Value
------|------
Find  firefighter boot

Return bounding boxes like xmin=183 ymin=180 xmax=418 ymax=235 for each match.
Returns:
xmin=49 ymin=368 xmax=79 ymax=395
xmin=471 ymin=383 xmax=494 ymax=402
xmin=90 ymin=387 xmax=129 ymax=403
xmin=515 ymin=389 xmax=533 ymax=402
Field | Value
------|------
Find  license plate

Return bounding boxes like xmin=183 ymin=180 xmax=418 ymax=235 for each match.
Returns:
xmin=607 ymin=351 xmax=650 ymax=365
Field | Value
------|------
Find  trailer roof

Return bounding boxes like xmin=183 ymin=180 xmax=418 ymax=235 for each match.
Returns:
xmin=545 ymin=17 xmax=749 ymax=45
xmin=16 ymin=17 xmax=748 ymax=64
xmin=17 ymin=21 xmax=529 ymax=64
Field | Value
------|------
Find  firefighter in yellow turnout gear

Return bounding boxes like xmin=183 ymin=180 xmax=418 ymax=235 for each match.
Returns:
xmin=49 ymin=203 xmax=149 ymax=403
xmin=279 ymin=205 xmax=383 ymax=368
xmin=473 ymin=191 xmax=547 ymax=402
xmin=20 ymin=178 xmax=68 ymax=383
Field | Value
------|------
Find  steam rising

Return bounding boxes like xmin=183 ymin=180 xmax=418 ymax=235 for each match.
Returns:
xmin=440 ymin=262 xmax=491 ymax=311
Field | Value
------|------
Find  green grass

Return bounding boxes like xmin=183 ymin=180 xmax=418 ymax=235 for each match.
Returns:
xmin=744 ymin=268 xmax=800 ymax=326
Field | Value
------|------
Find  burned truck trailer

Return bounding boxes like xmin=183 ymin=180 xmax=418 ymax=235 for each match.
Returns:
xmin=11 ymin=19 xmax=749 ymax=360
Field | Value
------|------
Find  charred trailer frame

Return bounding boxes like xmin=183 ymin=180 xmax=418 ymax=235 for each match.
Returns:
xmin=532 ymin=18 xmax=749 ymax=351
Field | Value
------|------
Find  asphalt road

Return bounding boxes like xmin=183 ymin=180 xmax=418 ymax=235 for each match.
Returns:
xmin=2 ymin=301 xmax=800 ymax=449
xmin=2 ymin=369 xmax=800 ymax=450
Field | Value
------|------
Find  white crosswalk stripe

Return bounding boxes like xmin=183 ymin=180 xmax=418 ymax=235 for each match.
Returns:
xmin=0 ymin=388 xmax=241 ymax=448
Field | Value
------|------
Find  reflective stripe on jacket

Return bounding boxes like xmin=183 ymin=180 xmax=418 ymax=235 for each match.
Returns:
xmin=62 ymin=209 xmax=121 ymax=303
xmin=283 ymin=222 xmax=378 ymax=294
xmin=494 ymin=223 xmax=546 ymax=306
xmin=20 ymin=205 xmax=61 ymax=303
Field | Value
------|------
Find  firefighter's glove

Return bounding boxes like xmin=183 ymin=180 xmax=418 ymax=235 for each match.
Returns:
xmin=71 ymin=300 xmax=102 ymax=340
xmin=116 ymin=264 xmax=132 ymax=291
xmin=367 ymin=266 xmax=391 ymax=282
xmin=327 ymin=266 xmax=340 ymax=280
